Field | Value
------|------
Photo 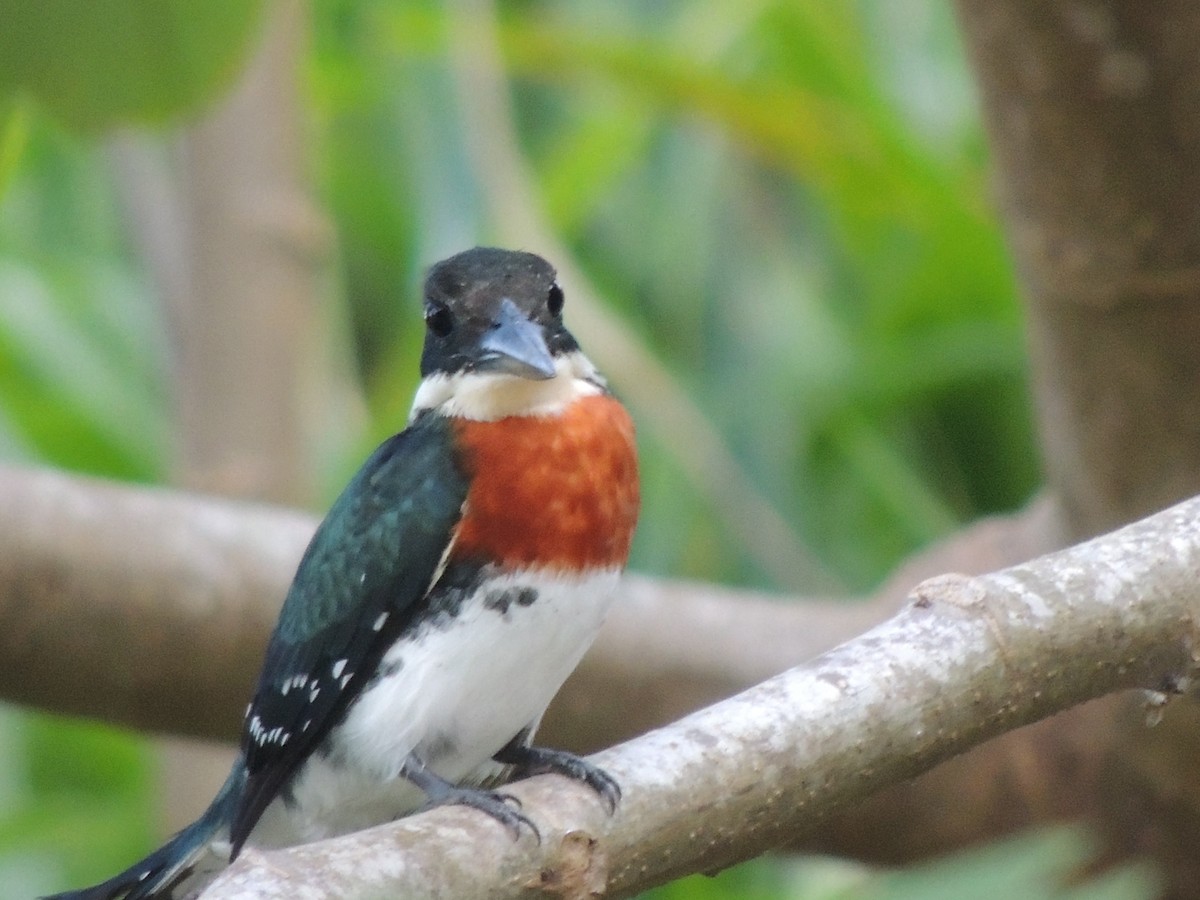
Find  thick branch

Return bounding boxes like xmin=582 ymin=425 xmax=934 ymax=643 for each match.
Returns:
xmin=0 ymin=464 xmax=1060 ymax=748
xmin=0 ymin=466 xmax=305 ymax=737
xmin=0 ymin=464 xmax=847 ymax=740
xmin=2 ymin=464 xmax=1087 ymax=873
xmin=203 ymin=495 xmax=1200 ymax=898
xmin=171 ymin=0 xmax=330 ymax=505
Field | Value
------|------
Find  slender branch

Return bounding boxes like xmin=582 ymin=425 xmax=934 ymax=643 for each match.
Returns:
xmin=202 ymin=495 xmax=1200 ymax=898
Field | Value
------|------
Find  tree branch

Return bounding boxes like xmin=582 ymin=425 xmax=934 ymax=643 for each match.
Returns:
xmin=202 ymin=494 xmax=1200 ymax=898
xmin=0 ymin=463 xmax=1060 ymax=748
xmin=0 ymin=465 xmax=305 ymax=738
xmin=5 ymin=463 xmax=1100 ymax=873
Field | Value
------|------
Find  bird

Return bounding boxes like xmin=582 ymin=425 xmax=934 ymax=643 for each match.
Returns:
xmin=47 ymin=246 xmax=640 ymax=900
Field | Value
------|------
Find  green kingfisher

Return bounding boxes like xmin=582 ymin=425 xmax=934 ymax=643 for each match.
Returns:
xmin=47 ymin=247 xmax=640 ymax=900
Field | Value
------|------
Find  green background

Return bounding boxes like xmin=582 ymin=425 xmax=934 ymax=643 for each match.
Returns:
xmin=0 ymin=0 xmax=1153 ymax=896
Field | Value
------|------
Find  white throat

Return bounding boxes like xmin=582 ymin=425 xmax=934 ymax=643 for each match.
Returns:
xmin=410 ymin=350 xmax=605 ymax=422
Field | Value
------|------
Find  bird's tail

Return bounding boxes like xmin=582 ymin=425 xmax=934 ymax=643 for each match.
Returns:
xmin=43 ymin=762 xmax=245 ymax=900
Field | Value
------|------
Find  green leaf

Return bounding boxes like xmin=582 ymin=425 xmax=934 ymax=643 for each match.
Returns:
xmin=0 ymin=98 xmax=31 ymax=198
xmin=0 ymin=0 xmax=266 ymax=131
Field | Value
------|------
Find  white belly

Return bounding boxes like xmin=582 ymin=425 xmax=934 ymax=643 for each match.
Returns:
xmin=249 ymin=566 xmax=620 ymax=845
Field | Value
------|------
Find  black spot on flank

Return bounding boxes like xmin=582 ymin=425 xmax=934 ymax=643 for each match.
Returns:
xmin=483 ymin=589 xmax=511 ymax=615
xmin=423 ymin=560 xmax=485 ymax=625
xmin=483 ymin=586 xmax=539 ymax=616
xmin=315 ymin=733 xmax=336 ymax=760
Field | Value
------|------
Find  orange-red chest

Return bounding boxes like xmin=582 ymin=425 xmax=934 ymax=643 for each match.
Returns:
xmin=450 ymin=394 xmax=639 ymax=573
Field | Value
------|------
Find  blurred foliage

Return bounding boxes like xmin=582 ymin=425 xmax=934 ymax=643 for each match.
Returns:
xmin=864 ymin=827 xmax=1158 ymax=900
xmin=0 ymin=0 xmax=1059 ymax=897
xmin=0 ymin=113 xmax=167 ymax=479
xmin=0 ymin=0 xmax=266 ymax=131
xmin=648 ymin=828 xmax=1156 ymax=900
xmin=318 ymin=0 xmax=1037 ymax=588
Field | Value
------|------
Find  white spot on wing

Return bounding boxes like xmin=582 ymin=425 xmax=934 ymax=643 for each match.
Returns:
xmin=280 ymin=673 xmax=310 ymax=697
xmin=332 ymin=658 xmax=347 ymax=679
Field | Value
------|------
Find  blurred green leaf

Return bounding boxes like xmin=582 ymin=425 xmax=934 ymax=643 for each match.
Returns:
xmin=0 ymin=710 xmax=153 ymax=900
xmin=641 ymin=855 xmax=789 ymax=899
xmin=774 ymin=829 xmax=1157 ymax=900
xmin=0 ymin=0 xmax=266 ymax=131
xmin=871 ymin=827 xmax=1157 ymax=900
xmin=0 ymin=99 xmax=31 ymax=198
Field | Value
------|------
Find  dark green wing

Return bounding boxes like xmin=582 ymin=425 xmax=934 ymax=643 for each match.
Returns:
xmin=229 ymin=412 xmax=468 ymax=853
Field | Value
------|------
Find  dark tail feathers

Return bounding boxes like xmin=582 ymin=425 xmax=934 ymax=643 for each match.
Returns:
xmin=42 ymin=763 xmax=244 ymax=900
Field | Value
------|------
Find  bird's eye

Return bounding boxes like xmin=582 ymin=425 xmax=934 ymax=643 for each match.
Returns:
xmin=547 ymin=282 xmax=565 ymax=316
xmin=425 ymin=304 xmax=454 ymax=337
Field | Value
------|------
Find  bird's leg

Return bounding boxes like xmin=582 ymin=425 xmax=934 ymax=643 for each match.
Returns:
xmin=493 ymin=730 xmax=621 ymax=813
xmin=399 ymin=754 xmax=539 ymax=840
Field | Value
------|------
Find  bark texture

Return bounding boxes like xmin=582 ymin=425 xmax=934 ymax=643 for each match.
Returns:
xmin=954 ymin=5 xmax=1200 ymax=894
xmin=202 ymin=496 xmax=1200 ymax=898
xmin=955 ymin=1 xmax=1200 ymax=540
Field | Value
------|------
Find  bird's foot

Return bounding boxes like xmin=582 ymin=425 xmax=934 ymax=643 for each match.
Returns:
xmin=401 ymin=757 xmax=540 ymax=840
xmin=494 ymin=742 xmax=621 ymax=813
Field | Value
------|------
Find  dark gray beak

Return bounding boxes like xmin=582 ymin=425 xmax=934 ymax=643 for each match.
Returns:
xmin=477 ymin=297 xmax=557 ymax=380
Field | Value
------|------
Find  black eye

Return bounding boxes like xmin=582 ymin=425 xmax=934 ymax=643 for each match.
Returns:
xmin=425 ymin=304 xmax=454 ymax=338
xmin=547 ymin=282 xmax=564 ymax=316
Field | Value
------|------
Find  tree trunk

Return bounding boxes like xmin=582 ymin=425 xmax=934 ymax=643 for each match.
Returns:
xmin=954 ymin=1 xmax=1200 ymax=540
xmin=113 ymin=0 xmax=337 ymax=837
xmin=954 ymin=3 xmax=1200 ymax=895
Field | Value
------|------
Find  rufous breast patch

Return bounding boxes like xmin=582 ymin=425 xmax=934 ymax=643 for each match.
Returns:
xmin=451 ymin=394 xmax=639 ymax=572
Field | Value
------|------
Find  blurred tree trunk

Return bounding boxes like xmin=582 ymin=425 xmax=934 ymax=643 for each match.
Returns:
xmin=952 ymin=3 xmax=1200 ymax=896
xmin=170 ymin=1 xmax=327 ymax=508
xmin=956 ymin=2 xmax=1200 ymax=538
xmin=114 ymin=0 xmax=339 ymax=835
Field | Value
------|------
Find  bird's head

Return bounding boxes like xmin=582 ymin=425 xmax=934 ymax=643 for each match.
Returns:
xmin=410 ymin=247 xmax=605 ymax=421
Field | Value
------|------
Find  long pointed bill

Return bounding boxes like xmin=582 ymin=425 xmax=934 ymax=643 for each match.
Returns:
xmin=477 ymin=297 xmax=557 ymax=380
